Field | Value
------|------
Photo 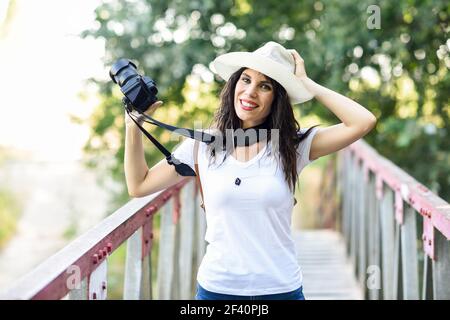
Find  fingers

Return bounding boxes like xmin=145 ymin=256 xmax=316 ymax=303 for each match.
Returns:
xmin=145 ymin=100 xmax=163 ymax=115
xmin=287 ymin=49 xmax=304 ymax=63
xmin=124 ymin=100 xmax=164 ymax=124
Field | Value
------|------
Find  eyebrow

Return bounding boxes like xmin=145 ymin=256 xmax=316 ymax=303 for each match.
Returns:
xmin=242 ymin=72 xmax=272 ymax=85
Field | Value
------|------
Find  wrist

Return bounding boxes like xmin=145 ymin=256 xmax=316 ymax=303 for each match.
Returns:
xmin=126 ymin=114 xmax=145 ymax=127
xmin=298 ymin=76 xmax=320 ymax=97
xmin=126 ymin=121 xmax=143 ymax=130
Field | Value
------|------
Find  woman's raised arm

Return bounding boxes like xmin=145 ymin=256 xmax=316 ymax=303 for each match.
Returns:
xmin=124 ymin=101 xmax=186 ymax=197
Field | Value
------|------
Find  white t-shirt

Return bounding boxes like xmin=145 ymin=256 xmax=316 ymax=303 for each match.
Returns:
xmin=172 ymin=127 xmax=320 ymax=295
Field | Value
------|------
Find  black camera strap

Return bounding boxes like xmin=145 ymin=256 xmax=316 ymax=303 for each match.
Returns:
xmin=126 ymin=109 xmax=214 ymax=177
xmin=140 ymin=112 xmax=215 ymax=143
xmin=126 ymin=109 xmax=270 ymax=177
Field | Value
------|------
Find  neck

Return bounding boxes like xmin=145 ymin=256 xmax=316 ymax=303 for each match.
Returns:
xmin=242 ymin=119 xmax=267 ymax=129
xmin=223 ymin=119 xmax=270 ymax=147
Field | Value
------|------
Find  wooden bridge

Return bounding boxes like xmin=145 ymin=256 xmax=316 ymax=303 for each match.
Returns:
xmin=1 ymin=139 xmax=449 ymax=300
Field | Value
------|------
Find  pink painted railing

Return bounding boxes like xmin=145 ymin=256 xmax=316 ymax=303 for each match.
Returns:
xmin=1 ymin=178 xmax=206 ymax=300
xmin=336 ymin=140 xmax=450 ymax=300
xmin=2 ymin=139 xmax=449 ymax=300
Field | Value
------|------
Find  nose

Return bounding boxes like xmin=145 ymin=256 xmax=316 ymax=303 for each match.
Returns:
xmin=244 ymin=83 xmax=258 ymax=97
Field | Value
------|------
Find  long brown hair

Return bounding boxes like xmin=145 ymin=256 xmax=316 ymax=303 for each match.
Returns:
xmin=207 ymin=67 xmax=319 ymax=193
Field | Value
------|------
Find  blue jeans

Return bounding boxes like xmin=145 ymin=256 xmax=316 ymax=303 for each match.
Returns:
xmin=195 ymin=283 xmax=305 ymax=300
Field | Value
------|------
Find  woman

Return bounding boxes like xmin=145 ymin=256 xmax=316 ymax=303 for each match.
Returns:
xmin=124 ymin=41 xmax=377 ymax=300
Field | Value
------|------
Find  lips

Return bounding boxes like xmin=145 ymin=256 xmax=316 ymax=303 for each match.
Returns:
xmin=240 ymin=99 xmax=258 ymax=111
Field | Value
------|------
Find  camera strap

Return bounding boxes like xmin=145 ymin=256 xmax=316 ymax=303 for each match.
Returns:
xmin=127 ymin=109 xmax=214 ymax=177
xmin=126 ymin=109 xmax=270 ymax=177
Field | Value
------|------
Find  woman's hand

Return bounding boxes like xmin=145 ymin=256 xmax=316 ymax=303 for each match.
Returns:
xmin=287 ymin=49 xmax=319 ymax=97
xmin=287 ymin=49 xmax=308 ymax=80
xmin=125 ymin=100 xmax=164 ymax=127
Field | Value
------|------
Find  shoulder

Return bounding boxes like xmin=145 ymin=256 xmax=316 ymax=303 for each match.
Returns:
xmin=297 ymin=126 xmax=320 ymax=139
xmin=296 ymin=126 xmax=321 ymax=162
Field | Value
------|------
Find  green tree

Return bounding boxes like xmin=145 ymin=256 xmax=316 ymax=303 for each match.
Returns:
xmin=80 ymin=0 xmax=449 ymax=204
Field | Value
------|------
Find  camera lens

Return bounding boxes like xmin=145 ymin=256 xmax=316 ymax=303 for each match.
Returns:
xmin=116 ymin=68 xmax=137 ymax=87
xmin=109 ymin=58 xmax=138 ymax=85
xmin=110 ymin=58 xmax=158 ymax=113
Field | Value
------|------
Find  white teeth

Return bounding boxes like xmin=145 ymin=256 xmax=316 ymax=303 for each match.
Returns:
xmin=241 ymin=100 xmax=257 ymax=108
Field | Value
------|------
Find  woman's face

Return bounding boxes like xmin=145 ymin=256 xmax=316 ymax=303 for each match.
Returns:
xmin=234 ymin=68 xmax=274 ymax=129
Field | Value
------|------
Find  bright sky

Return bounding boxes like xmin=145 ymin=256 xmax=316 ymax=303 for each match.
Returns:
xmin=0 ymin=0 xmax=106 ymax=161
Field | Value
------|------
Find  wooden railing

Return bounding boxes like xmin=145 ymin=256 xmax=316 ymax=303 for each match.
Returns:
xmin=337 ymin=140 xmax=450 ymax=300
xmin=1 ymin=178 xmax=206 ymax=300
xmin=2 ymin=140 xmax=449 ymax=300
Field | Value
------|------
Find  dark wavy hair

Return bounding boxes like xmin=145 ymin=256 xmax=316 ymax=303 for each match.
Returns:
xmin=207 ymin=67 xmax=320 ymax=193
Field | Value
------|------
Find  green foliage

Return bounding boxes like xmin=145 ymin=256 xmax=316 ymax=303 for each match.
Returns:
xmin=62 ymin=222 xmax=78 ymax=241
xmin=0 ymin=188 xmax=21 ymax=249
xmin=80 ymin=0 xmax=449 ymax=201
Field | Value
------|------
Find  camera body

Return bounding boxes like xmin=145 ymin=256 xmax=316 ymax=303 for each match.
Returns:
xmin=109 ymin=58 xmax=158 ymax=113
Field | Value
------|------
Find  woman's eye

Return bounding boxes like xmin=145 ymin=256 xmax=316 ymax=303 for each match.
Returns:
xmin=241 ymin=77 xmax=271 ymax=90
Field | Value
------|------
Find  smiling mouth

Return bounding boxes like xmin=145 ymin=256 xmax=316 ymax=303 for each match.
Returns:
xmin=240 ymin=99 xmax=259 ymax=111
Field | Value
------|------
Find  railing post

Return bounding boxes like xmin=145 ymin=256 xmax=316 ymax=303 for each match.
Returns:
xmin=156 ymin=197 xmax=177 ymax=299
xmin=336 ymin=151 xmax=344 ymax=233
xmin=358 ymin=160 xmax=367 ymax=287
xmin=124 ymin=227 xmax=142 ymax=299
xmin=178 ymin=181 xmax=196 ymax=299
xmin=142 ymin=252 xmax=152 ymax=299
xmin=68 ymin=277 xmax=88 ymax=300
xmin=349 ymin=152 xmax=357 ymax=263
xmin=368 ymin=172 xmax=381 ymax=300
xmin=352 ymin=156 xmax=360 ymax=275
xmin=432 ymin=230 xmax=450 ymax=299
xmin=344 ymin=150 xmax=352 ymax=253
xmin=422 ymin=253 xmax=433 ymax=299
xmin=380 ymin=186 xmax=395 ymax=299
xmin=88 ymin=259 xmax=108 ymax=300
xmin=123 ymin=218 xmax=153 ymax=300
xmin=341 ymin=151 xmax=349 ymax=248
xmin=171 ymin=191 xmax=182 ymax=300
xmin=393 ymin=223 xmax=401 ymax=299
xmin=400 ymin=205 xmax=419 ymax=299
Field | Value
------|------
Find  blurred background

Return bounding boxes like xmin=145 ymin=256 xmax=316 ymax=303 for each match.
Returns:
xmin=0 ymin=0 xmax=448 ymax=298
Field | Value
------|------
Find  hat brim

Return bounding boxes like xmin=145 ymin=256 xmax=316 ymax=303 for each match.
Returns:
xmin=212 ymin=52 xmax=314 ymax=105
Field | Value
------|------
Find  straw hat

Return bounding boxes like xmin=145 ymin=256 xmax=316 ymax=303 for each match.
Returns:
xmin=212 ymin=41 xmax=314 ymax=104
